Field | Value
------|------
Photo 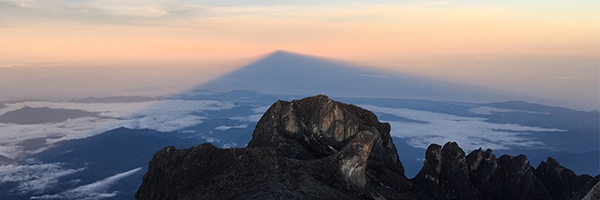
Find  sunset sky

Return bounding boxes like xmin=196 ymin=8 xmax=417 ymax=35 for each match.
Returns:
xmin=0 ymin=0 xmax=598 ymax=110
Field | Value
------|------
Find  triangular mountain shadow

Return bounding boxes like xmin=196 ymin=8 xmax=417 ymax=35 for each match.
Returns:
xmin=190 ymin=50 xmax=518 ymax=103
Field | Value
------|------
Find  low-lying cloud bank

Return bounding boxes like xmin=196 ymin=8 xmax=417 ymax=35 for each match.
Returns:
xmin=30 ymin=168 xmax=142 ymax=200
xmin=0 ymin=161 xmax=85 ymax=195
xmin=360 ymin=105 xmax=565 ymax=151
xmin=0 ymin=100 xmax=235 ymax=158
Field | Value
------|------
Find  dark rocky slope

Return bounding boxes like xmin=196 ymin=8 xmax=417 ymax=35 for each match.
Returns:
xmin=136 ymin=95 xmax=598 ymax=200
xmin=414 ymin=142 xmax=597 ymax=200
xmin=578 ymin=177 xmax=600 ymax=200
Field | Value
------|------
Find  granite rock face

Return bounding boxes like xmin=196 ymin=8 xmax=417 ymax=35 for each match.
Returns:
xmin=246 ymin=95 xmax=409 ymax=190
xmin=413 ymin=142 xmax=597 ymax=200
xmin=136 ymin=95 xmax=427 ymax=200
xmin=579 ymin=177 xmax=600 ymax=200
xmin=535 ymin=157 xmax=593 ymax=200
xmin=413 ymin=142 xmax=479 ymax=200
xmin=136 ymin=95 xmax=598 ymax=200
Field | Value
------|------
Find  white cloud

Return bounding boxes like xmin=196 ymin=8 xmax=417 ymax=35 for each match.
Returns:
xmin=0 ymin=0 xmax=371 ymax=26
xmin=0 ymin=117 xmax=124 ymax=158
xmin=0 ymin=100 xmax=235 ymax=159
xmin=251 ymin=106 xmax=270 ymax=113
xmin=4 ymin=0 xmax=36 ymax=8
xmin=360 ymin=105 xmax=565 ymax=151
xmin=97 ymin=4 xmax=169 ymax=18
xmin=215 ymin=124 xmax=248 ymax=131
xmin=200 ymin=136 xmax=220 ymax=143
xmin=30 ymin=168 xmax=142 ymax=200
xmin=222 ymin=142 xmax=238 ymax=149
xmin=221 ymin=104 xmax=266 ymax=124
xmin=230 ymin=114 xmax=263 ymax=122
xmin=0 ymin=162 xmax=84 ymax=195
xmin=4 ymin=0 xmax=171 ymax=17
xmin=120 ymin=114 xmax=205 ymax=132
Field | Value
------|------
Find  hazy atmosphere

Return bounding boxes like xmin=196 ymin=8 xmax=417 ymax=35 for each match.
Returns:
xmin=1 ymin=0 xmax=598 ymax=110
xmin=1 ymin=1 xmax=599 ymax=199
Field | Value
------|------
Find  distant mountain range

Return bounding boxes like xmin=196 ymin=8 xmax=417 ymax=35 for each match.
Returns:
xmin=69 ymin=96 xmax=166 ymax=103
xmin=0 ymin=106 xmax=99 ymax=124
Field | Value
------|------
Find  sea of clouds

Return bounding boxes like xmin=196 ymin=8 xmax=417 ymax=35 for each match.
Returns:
xmin=360 ymin=105 xmax=565 ymax=151
xmin=0 ymin=99 xmax=235 ymax=159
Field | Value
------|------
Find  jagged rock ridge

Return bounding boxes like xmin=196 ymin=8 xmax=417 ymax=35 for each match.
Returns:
xmin=414 ymin=142 xmax=598 ymax=200
xmin=136 ymin=95 xmax=598 ymax=200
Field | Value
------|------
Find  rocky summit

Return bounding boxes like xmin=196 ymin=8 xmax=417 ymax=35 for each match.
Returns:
xmin=136 ymin=95 xmax=599 ymax=200
xmin=414 ymin=142 xmax=597 ymax=200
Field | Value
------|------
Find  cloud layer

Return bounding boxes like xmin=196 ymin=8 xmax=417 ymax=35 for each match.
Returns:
xmin=360 ymin=105 xmax=565 ymax=151
xmin=215 ymin=124 xmax=248 ymax=131
xmin=30 ymin=168 xmax=142 ymax=200
xmin=0 ymin=100 xmax=235 ymax=159
xmin=0 ymin=161 xmax=84 ymax=195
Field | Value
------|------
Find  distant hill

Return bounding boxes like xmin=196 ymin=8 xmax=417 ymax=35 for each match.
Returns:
xmin=0 ymin=106 xmax=98 ymax=124
xmin=69 ymin=96 xmax=166 ymax=103
xmin=23 ymin=127 xmax=201 ymax=200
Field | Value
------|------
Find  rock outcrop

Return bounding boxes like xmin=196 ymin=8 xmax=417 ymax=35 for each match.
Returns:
xmin=413 ymin=142 xmax=597 ymax=200
xmin=579 ymin=177 xmax=600 ymax=200
xmin=413 ymin=143 xmax=479 ymax=200
xmin=136 ymin=95 xmax=598 ymax=200
xmin=246 ymin=95 xmax=410 ymax=191
xmin=136 ymin=95 xmax=427 ymax=200
xmin=535 ymin=157 xmax=593 ymax=200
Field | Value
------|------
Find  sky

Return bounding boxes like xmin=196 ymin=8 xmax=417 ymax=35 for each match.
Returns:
xmin=0 ymin=0 xmax=598 ymax=110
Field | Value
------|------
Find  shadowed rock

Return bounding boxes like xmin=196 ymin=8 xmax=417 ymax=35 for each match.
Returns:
xmin=136 ymin=95 xmax=427 ymax=200
xmin=136 ymin=95 xmax=598 ymax=200
xmin=535 ymin=157 xmax=593 ymax=200
xmin=579 ymin=177 xmax=600 ymax=200
xmin=413 ymin=142 xmax=478 ymax=200
xmin=413 ymin=142 xmax=598 ymax=200
xmin=247 ymin=95 xmax=406 ymax=185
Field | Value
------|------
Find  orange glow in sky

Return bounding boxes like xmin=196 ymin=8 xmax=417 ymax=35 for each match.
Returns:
xmin=0 ymin=0 xmax=598 ymax=109
xmin=1 ymin=2 xmax=597 ymax=63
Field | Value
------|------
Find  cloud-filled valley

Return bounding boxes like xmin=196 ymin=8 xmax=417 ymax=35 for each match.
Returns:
xmin=0 ymin=97 xmax=586 ymax=160
xmin=30 ymin=168 xmax=142 ymax=200
xmin=0 ymin=161 xmax=85 ymax=195
xmin=360 ymin=104 xmax=565 ymax=151
xmin=0 ymin=99 xmax=235 ymax=159
xmin=0 ymin=92 xmax=597 ymax=200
